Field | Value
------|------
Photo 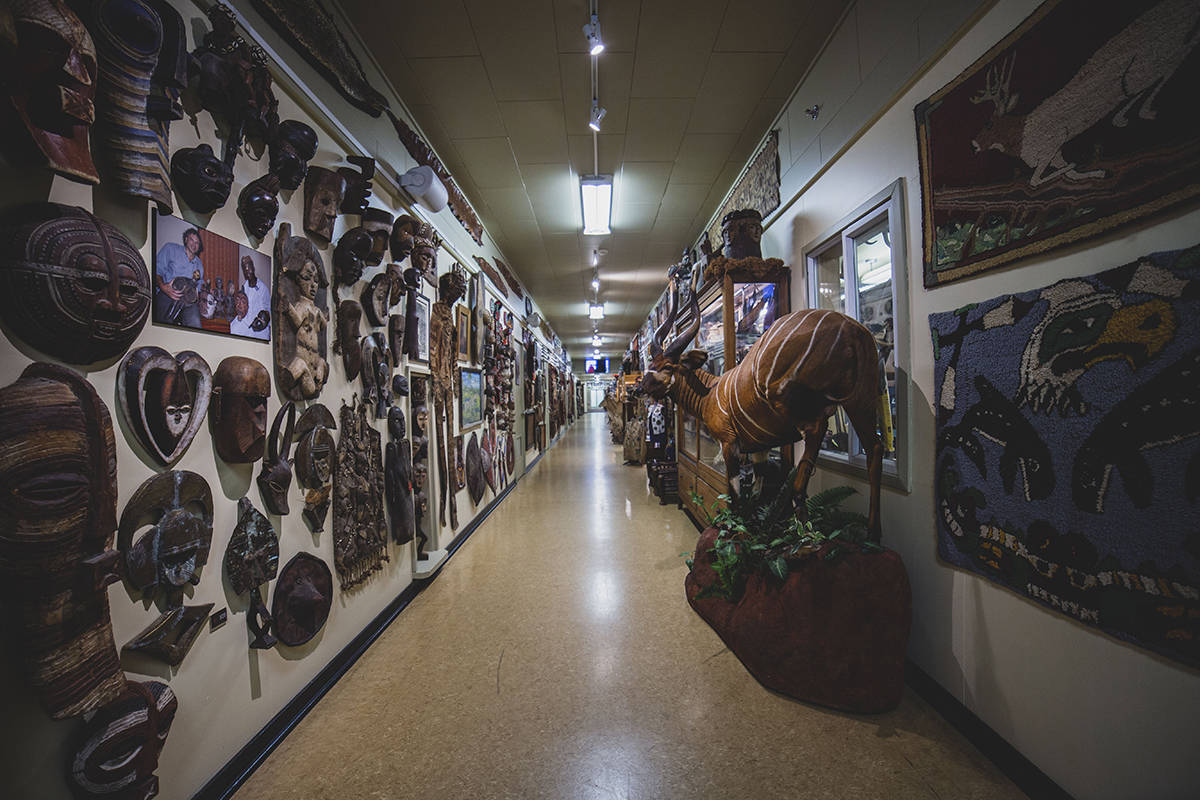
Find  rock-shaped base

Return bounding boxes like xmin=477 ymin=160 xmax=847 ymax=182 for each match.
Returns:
xmin=685 ymin=527 xmax=911 ymax=713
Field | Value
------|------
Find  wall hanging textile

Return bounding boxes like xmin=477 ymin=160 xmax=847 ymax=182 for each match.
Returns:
xmin=332 ymin=396 xmax=388 ymax=589
xmin=704 ymin=130 xmax=780 ymax=256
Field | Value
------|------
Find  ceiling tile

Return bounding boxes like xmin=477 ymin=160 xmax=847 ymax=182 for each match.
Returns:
xmin=669 ymin=132 xmax=737 ymax=184
xmin=567 ymin=134 xmax=625 ymax=177
xmin=500 ymin=100 xmax=570 ymax=163
xmin=453 ymin=137 xmax=523 ymax=189
xmin=478 ymin=187 xmax=537 ymax=219
xmin=553 ymin=0 xmax=641 ymax=54
xmin=629 ymin=48 xmax=711 ymax=98
xmin=623 ymin=99 xmax=692 ymax=161
xmin=467 ymin=0 xmax=562 ymax=101
xmin=616 ymin=161 xmax=673 ymax=206
xmin=714 ymin=0 xmax=813 ymax=52
xmin=343 ymin=0 xmax=478 ymax=59
xmin=649 ymin=215 xmax=695 ymax=243
xmin=612 ymin=202 xmax=659 ymax=232
xmin=560 ymin=52 xmax=634 ymax=136
xmin=763 ymin=0 xmax=851 ymax=99
xmin=409 ymin=57 xmax=506 ymax=138
xmin=659 ymin=183 xmax=708 ymax=219
xmin=635 ymin=0 xmax=727 ymax=55
xmin=686 ymin=52 xmax=783 ymax=133
xmin=543 ymin=232 xmax=584 ymax=266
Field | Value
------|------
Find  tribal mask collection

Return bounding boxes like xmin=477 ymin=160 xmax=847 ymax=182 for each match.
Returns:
xmin=118 ymin=346 xmax=212 ymax=466
xmin=303 ymin=165 xmax=345 ymax=244
xmin=337 ymin=155 xmax=374 ymax=215
xmin=210 ymin=355 xmax=270 ymax=463
xmin=238 ymin=172 xmax=281 ymax=239
xmin=269 ymin=118 xmax=318 ymax=190
xmin=361 ymin=272 xmax=391 ymax=327
xmin=0 ymin=203 xmax=151 ymax=364
xmin=170 ymin=143 xmax=233 ymax=213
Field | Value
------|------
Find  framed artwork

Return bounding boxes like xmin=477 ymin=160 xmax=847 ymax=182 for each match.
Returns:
xmin=459 ymin=367 xmax=483 ymax=429
xmin=152 ymin=212 xmax=270 ymax=341
xmin=524 ymin=296 xmax=532 ymax=317
xmin=412 ymin=294 xmax=430 ymax=363
xmin=915 ymin=0 xmax=1200 ymax=288
xmin=456 ymin=304 xmax=470 ymax=360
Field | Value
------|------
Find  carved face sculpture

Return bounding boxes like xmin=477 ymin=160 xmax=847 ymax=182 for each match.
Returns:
xmin=333 ymin=226 xmax=371 ymax=286
xmin=293 ymin=404 xmax=335 ymax=532
xmin=225 ymin=496 xmax=278 ymax=595
xmin=238 ymin=173 xmax=281 ymax=239
xmin=119 ymin=470 xmax=213 ymax=595
xmin=0 ymin=363 xmax=126 ymax=720
xmin=387 ymin=406 xmax=405 ymax=440
xmin=171 ymin=143 xmax=233 ymax=213
xmin=337 ymin=155 xmax=374 ymax=215
xmin=360 ymin=208 xmax=393 ymax=267
xmin=720 ymin=208 xmax=763 ymax=260
xmin=414 ymin=240 xmax=439 ymax=288
xmin=271 ymin=552 xmax=333 ymax=647
xmin=303 ymin=165 xmax=345 ymax=243
xmin=361 ymin=273 xmax=390 ymax=327
xmin=389 ymin=214 xmax=418 ymax=263
xmin=335 ymin=300 xmax=362 ymax=379
xmin=388 ymin=315 xmax=405 ymax=368
xmin=438 ymin=264 xmax=468 ymax=305
xmin=360 ymin=333 xmax=391 ymax=419
xmin=211 ymin=356 xmax=271 ymax=463
xmin=68 ymin=681 xmax=177 ymax=800
xmin=274 ymin=223 xmax=329 ymax=401
xmin=0 ymin=0 xmax=98 ymax=184
xmin=0 ymin=203 xmax=151 ymax=364
xmin=256 ymin=402 xmax=295 ymax=515
xmin=118 ymin=346 xmax=212 ymax=465
xmin=268 ymin=118 xmax=318 ymax=190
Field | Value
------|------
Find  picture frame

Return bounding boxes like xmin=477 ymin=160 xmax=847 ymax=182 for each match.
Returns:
xmin=458 ymin=367 xmax=483 ymax=429
xmin=152 ymin=211 xmax=271 ymax=342
xmin=456 ymin=304 xmax=470 ymax=361
xmin=413 ymin=294 xmax=430 ymax=363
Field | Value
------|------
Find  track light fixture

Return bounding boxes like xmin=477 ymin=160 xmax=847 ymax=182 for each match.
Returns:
xmin=588 ymin=101 xmax=607 ymax=132
xmin=592 ymin=334 xmax=602 ymax=347
xmin=583 ymin=13 xmax=604 ymax=55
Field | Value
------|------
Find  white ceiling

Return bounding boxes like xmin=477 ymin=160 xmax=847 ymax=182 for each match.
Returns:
xmin=341 ymin=0 xmax=850 ymax=357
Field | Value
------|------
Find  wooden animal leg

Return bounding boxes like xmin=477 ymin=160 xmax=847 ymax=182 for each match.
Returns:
xmin=792 ymin=417 xmax=828 ymax=510
xmin=846 ymin=405 xmax=883 ymax=542
xmin=434 ymin=392 xmax=449 ymax=527
xmin=722 ymin=442 xmax=742 ymax=498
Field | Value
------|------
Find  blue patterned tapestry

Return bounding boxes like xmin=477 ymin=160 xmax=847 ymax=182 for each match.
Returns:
xmin=931 ymin=244 xmax=1200 ymax=668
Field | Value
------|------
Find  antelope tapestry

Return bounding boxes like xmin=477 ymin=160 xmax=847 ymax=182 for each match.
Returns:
xmin=915 ymin=0 xmax=1200 ymax=287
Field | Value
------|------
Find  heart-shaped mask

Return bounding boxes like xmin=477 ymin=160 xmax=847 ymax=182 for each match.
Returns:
xmin=118 ymin=346 xmax=212 ymax=465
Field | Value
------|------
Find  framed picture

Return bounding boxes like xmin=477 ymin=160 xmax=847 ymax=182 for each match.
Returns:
xmin=152 ymin=212 xmax=270 ymax=341
xmin=524 ymin=296 xmax=532 ymax=317
xmin=456 ymin=304 xmax=470 ymax=360
xmin=459 ymin=367 xmax=483 ymax=429
xmin=412 ymin=294 xmax=430 ymax=363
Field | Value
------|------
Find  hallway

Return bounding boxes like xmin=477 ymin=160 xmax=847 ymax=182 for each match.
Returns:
xmin=235 ymin=413 xmax=1023 ymax=799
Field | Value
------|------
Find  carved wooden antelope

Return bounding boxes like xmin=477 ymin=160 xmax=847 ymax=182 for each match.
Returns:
xmin=642 ymin=283 xmax=883 ymax=539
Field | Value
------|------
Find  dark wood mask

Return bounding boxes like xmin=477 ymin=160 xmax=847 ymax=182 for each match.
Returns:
xmin=337 ymin=155 xmax=374 ymax=215
xmin=256 ymin=401 xmax=295 ymax=515
xmin=210 ymin=356 xmax=271 ymax=463
xmin=360 ymin=208 xmax=393 ymax=266
xmin=334 ymin=300 xmax=362 ymax=380
xmin=333 ymin=226 xmax=371 ymax=286
xmin=360 ymin=332 xmax=391 ymax=419
xmin=68 ymin=681 xmax=177 ymax=800
xmin=720 ymin=208 xmax=763 ymax=259
xmin=388 ymin=314 xmax=405 ymax=368
xmin=0 ymin=203 xmax=151 ymax=364
xmin=361 ymin=272 xmax=391 ymax=327
xmin=118 ymin=346 xmax=211 ymax=466
xmin=0 ymin=0 xmax=99 ymax=185
xmin=269 ymin=119 xmax=318 ymax=190
xmin=224 ymin=496 xmax=279 ymax=648
xmin=273 ymin=222 xmax=329 ymax=401
xmin=386 ymin=261 xmax=406 ymax=306
xmin=385 ymin=440 xmax=415 ymax=545
xmin=271 ymin=551 xmax=333 ymax=646
xmin=238 ymin=173 xmax=281 ymax=239
xmin=171 ymin=143 xmax=233 ymax=213
xmin=294 ymin=404 xmax=336 ymax=532
xmin=303 ymin=166 xmax=345 ymax=243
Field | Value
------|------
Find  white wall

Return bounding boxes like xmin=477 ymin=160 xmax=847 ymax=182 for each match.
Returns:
xmin=758 ymin=1 xmax=1200 ymax=798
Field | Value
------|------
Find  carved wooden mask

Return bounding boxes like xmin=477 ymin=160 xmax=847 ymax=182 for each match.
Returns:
xmin=268 ymin=118 xmax=318 ymax=190
xmin=210 ymin=356 xmax=270 ymax=463
xmin=273 ymin=222 xmax=329 ymax=401
xmin=271 ymin=551 xmax=333 ymax=647
xmin=224 ymin=495 xmax=278 ymax=648
xmin=170 ymin=143 xmax=233 ymax=213
xmin=237 ymin=172 xmax=281 ymax=239
xmin=0 ymin=0 xmax=99 ymax=184
xmin=361 ymin=272 xmax=390 ymax=327
xmin=337 ymin=155 xmax=374 ymax=215
xmin=333 ymin=226 xmax=371 ymax=287
xmin=294 ymin=404 xmax=335 ymax=532
xmin=68 ymin=681 xmax=177 ymax=800
xmin=303 ymin=165 xmax=345 ymax=243
xmin=118 ymin=346 xmax=211 ymax=466
xmin=256 ymin=401 xmax=295 ymax=515
xmin=334 ymin=299 xmax=362 ymax=380
xmin=360 ymin=332 xmax=391 ymax=419
xmin=0 ymin=203 xmax=151 ymax=364
xmin=388 ymin=314 xmax=405 ymax=368
xmin=360 ymin=208 xmax=393 ymax=267
xmin=720 ymin=208 xmax=763 ymax=259
xmin=0 ymin=363 xmax=125 ymax=719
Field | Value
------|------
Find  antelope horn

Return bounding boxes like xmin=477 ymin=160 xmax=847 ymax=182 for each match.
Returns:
xmin=662 ymin=288 xmax=700 ymax=361
xmin=650 ymin=280 xmax=678 ymax=358
xmin=267 ymin=402 xmax=294 ymax=463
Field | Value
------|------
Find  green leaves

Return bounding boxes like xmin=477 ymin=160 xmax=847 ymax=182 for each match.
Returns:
xmin=768 ymin=556 xmax=788 ymax=581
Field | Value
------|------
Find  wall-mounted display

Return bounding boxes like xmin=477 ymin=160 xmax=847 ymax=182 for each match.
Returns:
xmin=273 ymin=222 xmax=329 ymax=400
xmin=333 ymin=396 xmax=388 ymax=588
xmin=465 ymin=432 xmax=484 ymax=505
xmin=385 ymin=407 xmax=415 ymax=545
xmin=386 ymin=110 xmax=484 ymax=245
xmin=271 ymin=552 xmax=333 ymax=647
xmin=0 ymin=363 xmax=125 ymax=719
xmin=931 ymin=242 xmax=1200 ymax=668
xmin=0 ymin=0 xmax=99 ymax=185
xmin=250 ymin=0 xmax=390 ymax=117
xmin=257 ymin=402 xmax=296 ymax=515
xmin=153 ymin=211 xmax=270 ymax=340
xmin=68 ymin=681 xmax=177 ymax=800
xmin=224 ymin=497 xmax=279 ymax=649
xmin=269 ymin=119 xmax=319 ymax=190
xmin=117 ymin=470 xmax=214 ymax=665
xmin=303 ymin=165 xmax=346 ymax=243
xmin=170 ymin=143 xmax=233 ymax=213
xmin=294 ymin=404 xmax=336 ymax=531
xmin=118 ymin=346 xmax=212 ymax=466
xmin=360 ymin=208 xmax=394 ymax=266
xmin=238 ymin=173 xmax=281 ymax=239
xmin=360 ymin=332 xmax=391 ymax=419
xmin=337 ymin=155 xmax=375 ymax=215
xmin=334 ymin=299 xmax=363 ymax=379
xmin=411 ymin=293 xmax=430 ymax=363
xmin=460 ymin=367 xmax=483 ymax=429
xmin=456 ymin=304 xmax=471 ymax=360
xmin=388 ymin=314 xmax=405 ymax=366
xmin=915 ymin=0 xmax=1200 ymax=288
xmin=361 ymin=272 xmax=391 ymax=326
xmin=210 ymin=356 xmax=270 ymax=463
xmin=1 ymin=203 xmax=151 ymax=364
xmin=454 ymin=434 xmax=465 ymax=491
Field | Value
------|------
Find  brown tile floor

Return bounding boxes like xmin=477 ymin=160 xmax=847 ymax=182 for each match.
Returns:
xmin=235 ymin=412 xmax=1025 ymax=799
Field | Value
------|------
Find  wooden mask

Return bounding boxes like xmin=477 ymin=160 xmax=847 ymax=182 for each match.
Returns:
xmin=361 ymin=272 xmax=390 ymax=326
xmin=360 ymin=332 xmax=391 ymax=419
xmin=271 ymin=552 xmax=333 ymax=647
xmin=210 ymin=355 xmax=270 ymax=463
xmin=0 ymin=363 xmax=125 ymax=720
xmin=170 ymin=143 xmax=233 ymax=213
xmin=224 ymin=496 xmax=279 ymax=648
xmin=720 ymin=208 xmax=763 ymax=259
xmin=0 ymin=203 xmax=151 ymax=364
xmin=273 ymin=222 xmax=329 ymax=401
xmin=388 ymin=314 xmax=405 ymax=367
xmin=118 ymin=346 xmax=212 ymax=466
xmin=360 ymin=208 xmax=393 ymax=266
xmin=333 ymin=226 xmax=371 ymax=286
xmin=303 ymin=165 xmax=345 ymax=243
xmin=268 ymin=118 xmax=318 ymax=190
xmin=256 ymin=401 xmax=295 ymax=515
xmin=238 ymin=172 xmax=281 ymax=239
xmin=337 ymin=155 xmax=374 ymax=215
xmin=389 ymin=213 xmax=419 ymax=263
xmin=334 ymin=299 xmax=362 ymax=380
xmin=294 ymin=404 xmax=336 ymax=531
xmin=0 ymin=0 xmax=99 ymax=184
xmin=68 ymin=681 xmax=177 ymax=800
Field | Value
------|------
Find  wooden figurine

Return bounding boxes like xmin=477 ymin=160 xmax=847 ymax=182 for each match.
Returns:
xmin=256 ymin=401 xmax=296 ymax=515
xmin=118 ymin=346 xmax=212 ymax=466
xmin=431 ymin=267 xmax=466 ymax=528
xmin=303 ymin=166 xmax=345 ymax=244
xmin=273 ymin=222 xmax=330 ymax=400
xmin=334 ymin=300 xmax=363 ymax=380
xmin=294 ymin=404 xmax=336 ymax=531
xmin=269 ymin=119 xmax=318 ymax=190
xmin=0 ymin=203 xmax=151 ymax=364
xmin=410 ymin=375 xmax=430 ymax=559
xmin=224 ymin=496 xmax=279 ymax=649
xmin=238 ymin=173 xmax=281 ymax=239
xmin=210 ymin=356 xmax=270 ymax=463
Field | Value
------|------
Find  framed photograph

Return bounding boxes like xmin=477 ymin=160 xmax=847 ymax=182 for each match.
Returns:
xmin=152 ymin=211 xmax=270 ymax=341
xmin=459 ymin=367 xmax=483 ymax=429
xmin=455 ymin=304 xmax=470 ymax=360
xmin=413 ymin=294 xmax=430 ymax=363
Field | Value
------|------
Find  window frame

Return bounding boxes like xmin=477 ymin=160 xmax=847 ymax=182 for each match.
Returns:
xmin=801 ymin=179 xmax=910 ymax=492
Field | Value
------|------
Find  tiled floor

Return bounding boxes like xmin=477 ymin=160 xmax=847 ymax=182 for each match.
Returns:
xmin=235 ymin=412 xmax=1025 ymax=799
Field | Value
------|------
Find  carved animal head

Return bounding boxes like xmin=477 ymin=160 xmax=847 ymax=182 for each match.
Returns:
xmin=256 ymin=402 xmax=295 ymax=515
xmin=641 ymin=282 xmax=701 ymax=399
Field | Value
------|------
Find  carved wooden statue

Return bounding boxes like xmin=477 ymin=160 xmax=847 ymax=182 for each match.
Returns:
xmin=303 ymin=165 xmax=345 ymax=244
xmin=269 ymin=119 xmax=318 ymax=190
xmin=0 ymin=363 xmax=125 ymax=719
xmin=68 ymin=681 xmax=177 ymax=800
xmin=431 ymin=266 xmax=466 ymax=528
xmin=211 ymin=355 xmax=270 ymax=463
xmin=410 ymin=375 xmax=430 ymax=559
xmin=333 ymin=396 xmax=388 ymax=588
xmin=642 ymin=282 xmax=884 ymax=539
xmin=118 ymin=346 xmax=212 ymax=466
xmin=385 ymin=407 xmax=415 ymax=545
xmin=224 ymin=496 xmax=279 ymax=649
xmin=117 ymin=470 xmax=214 ymax=665
xmin=274 ymin=222 xmax=330 ymax=400
xmin=0 ymin=203 xmax=151 ymax=364
xmin=334 ymin=299 xmax=363 ymax=380
xmin=294 ymin=404 xmax=336 ymax=531
xmin=256 ymin=401 xmax=296 ymax=515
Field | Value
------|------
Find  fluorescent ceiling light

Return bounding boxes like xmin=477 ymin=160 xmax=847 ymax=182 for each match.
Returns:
xmin=583 ymin=15 xmax=604 ymax=54
xmin=589 ymin=302 xmax=605 ymax=320
xmin=588 ymin=103 xmax=607 ymax=131
xmin=580 ymin=174 xmax=612 ymax=235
